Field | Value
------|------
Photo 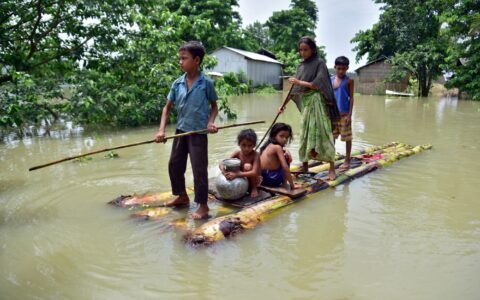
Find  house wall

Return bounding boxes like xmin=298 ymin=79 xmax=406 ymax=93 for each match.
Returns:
xmin=247 ymin=60 xmax=282 ymax=87
xmin=209 ymin=49 xmax=247 ymax=74
xmin=208 ymin=48 xmax=282 ymax=87
xmin=356 ymin=61 xmax=409 ymax=95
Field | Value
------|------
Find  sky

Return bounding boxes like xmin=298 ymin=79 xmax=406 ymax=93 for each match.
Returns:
xmin=236 ymin=0 xmax=381 ymax=70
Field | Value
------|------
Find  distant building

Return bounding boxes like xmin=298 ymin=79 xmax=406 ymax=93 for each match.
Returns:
xmin=208 ymin=46 xmax=283 ymax=88
xmin=355 ymin=56 xmax=409 ymax=95
xmin=257 ymin=48 xmax=277 ymax=60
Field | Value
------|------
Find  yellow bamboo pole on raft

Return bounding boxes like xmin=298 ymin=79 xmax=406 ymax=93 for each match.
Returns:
xmin=28 ymin=120 xmax=265 ymax=171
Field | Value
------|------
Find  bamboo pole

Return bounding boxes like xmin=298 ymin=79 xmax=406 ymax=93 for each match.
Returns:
xmin=29 ymin=120 xmax=265 ymax=171
xmin=255 ymin=84 xmax=295 ymax=150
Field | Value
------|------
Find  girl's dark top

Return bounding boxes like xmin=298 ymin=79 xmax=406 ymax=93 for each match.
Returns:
xmin=291 ymin=55 xmax=340 ymax=123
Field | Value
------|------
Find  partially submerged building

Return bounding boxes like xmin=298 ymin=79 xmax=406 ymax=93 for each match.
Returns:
xmin=355 ymin=56 xmax=409 ymax=95
xmin=208 ymin=46 xmax=283 ymax=88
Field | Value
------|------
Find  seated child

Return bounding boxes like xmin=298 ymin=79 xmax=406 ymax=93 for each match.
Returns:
xmin=220 ymin=129 xmax=261 ymax=198
xmin=259 ymin=123 xmax=300 ymax=189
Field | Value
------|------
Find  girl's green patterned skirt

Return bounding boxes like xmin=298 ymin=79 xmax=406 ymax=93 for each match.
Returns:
xmin=299 ymin=91 xmax=335 ymax=162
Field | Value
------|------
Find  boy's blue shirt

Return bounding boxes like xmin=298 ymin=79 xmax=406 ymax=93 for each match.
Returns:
xmin=167 ymin=72 xmax=218 ymax=132
xmin=331 ymin=75 xmax=351 ymax=114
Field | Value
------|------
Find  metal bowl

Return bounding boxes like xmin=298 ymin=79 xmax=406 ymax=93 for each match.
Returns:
xmin=222 ymin=158 xmax=241 ymax=172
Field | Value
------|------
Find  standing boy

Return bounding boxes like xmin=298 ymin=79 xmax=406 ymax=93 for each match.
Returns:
xmin=331 ymin=56 xmax=354 ymax=170
xmin=155 ymin=41 xmax=218 ymax=219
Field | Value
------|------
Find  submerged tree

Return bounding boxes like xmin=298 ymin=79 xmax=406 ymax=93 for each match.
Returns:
xmin=0 ymin=0 xmax=135 ymax=129
xmin=0 ymin=0 xmax=245 ymax=134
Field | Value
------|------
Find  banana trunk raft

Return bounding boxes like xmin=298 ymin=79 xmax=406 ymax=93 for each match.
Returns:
xmin=109 ymin=142 xmax=397 ymax=209
xmin=108 ymin=142 xmax=399 ymax=221
xmin=107 ymin=142 xmax=431 ymax=246
xmin=185 ymin=143 xmax=432 ymax=246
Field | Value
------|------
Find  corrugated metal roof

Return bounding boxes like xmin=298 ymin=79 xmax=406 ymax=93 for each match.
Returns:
xmin=355 ymin=55 xmax=388 ymax=72
xmin=214 ymin=46 xmax=283 ymax=65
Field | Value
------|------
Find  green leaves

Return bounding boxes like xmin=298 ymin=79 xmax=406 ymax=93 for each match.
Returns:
xmin=0 ymin=0 xmax=334 ymax=137
xmin=266 ymin=8 xmax=316 ymax=53
xmin=352 ymin=0 xmax=448 ymax=96
xmin=441 ymin=1 xmax=480 ymax=100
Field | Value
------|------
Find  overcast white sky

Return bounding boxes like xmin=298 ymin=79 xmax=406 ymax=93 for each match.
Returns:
xmin=236 ymin=0 xmax=381 ymax=70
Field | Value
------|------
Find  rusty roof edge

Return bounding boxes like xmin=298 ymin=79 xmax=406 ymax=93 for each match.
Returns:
xmin=355 ymin=55 xmax=390 ymax=72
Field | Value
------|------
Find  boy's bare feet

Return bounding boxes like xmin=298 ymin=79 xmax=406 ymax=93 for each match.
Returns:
xmin=250 ymin=188 xmax=259 ymax=198
xmin=339 ymin=161 xmax=350 ymax=171
xmin=165 ymin=194 xmax=190 ymax=207
xmin=191 ymin=203 xmax=209 ymax=219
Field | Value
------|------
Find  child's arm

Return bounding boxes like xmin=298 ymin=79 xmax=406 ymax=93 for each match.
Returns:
xmin=207 ymin=101 xmax=218 ymax=133
xmin=347 ymin=78 xmax=355 ymax=123
xmin=275 ymin=146 xmax=298 ymax=189
xmin=227 ymin=152 xmax=261 ymax=179
xmin=155 ymin=101 xmax=174 ymax=143
xmin=229 ymin=153 xmax=260 ymax=179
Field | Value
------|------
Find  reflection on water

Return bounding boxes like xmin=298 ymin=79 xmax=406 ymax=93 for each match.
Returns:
xmin=1 ymin=94 xmax=479 ymax=299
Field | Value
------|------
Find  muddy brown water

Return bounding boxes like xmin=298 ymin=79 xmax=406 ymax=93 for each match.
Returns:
xmin=1 ymin=93 xmax=479 ymax=299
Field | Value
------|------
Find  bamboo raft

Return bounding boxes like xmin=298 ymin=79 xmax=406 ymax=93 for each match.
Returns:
xmin=108 ymin=142 xmax=431 ymax=246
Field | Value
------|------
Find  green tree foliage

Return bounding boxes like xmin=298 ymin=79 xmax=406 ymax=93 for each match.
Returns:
xmin=163 ymin=0 xmax=244 ymax=51
xmin=242 ymin=21 xmax=272 ymax=52
xmin=266 ymin=8 xmax=316 ymax=53
xmin=234 ymin=0 xmax=321 ymax=54
xmin=442 ymin=1 xmax=480 ymax=100
xmin=214 ymin=72 xmax=252 ymax=119
xmin=351 ymin=0 xmax=447 ymax=96
xmin=0 ymin=0 xmax=133 ymax=129
xmin=0 ymin=0 xmax=244 ymax=134
xmin=389 ymin=40 xmax=447 ymax=97
xmin=290 ymin=0 xmax=318 ymax=23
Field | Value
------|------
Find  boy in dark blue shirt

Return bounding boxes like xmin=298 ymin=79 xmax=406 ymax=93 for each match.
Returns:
xmin=155 ymin=41 xmax=218 ymax=219
xmin=331 ymin=56 xmax=354 ymax=171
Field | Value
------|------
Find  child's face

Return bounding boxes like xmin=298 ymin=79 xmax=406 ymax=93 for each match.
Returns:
xmin=239 ymin=139 xmax=255 ymax=155
xmin=335 ymin=65 xmax=349 ymax=78
xmin=179 ymin=50 xmax=200 ymax=73
xmin=299 ymin=43 xmax=314 ymax=60
xmin=274 ymin=130 xmax=290 ymax=146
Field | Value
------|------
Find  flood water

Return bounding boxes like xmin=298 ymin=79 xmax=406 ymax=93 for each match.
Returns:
xmin=1 ymin=93 xmax=479 ymax=299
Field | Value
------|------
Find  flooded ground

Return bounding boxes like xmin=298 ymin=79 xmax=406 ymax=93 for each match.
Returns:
xmin=1 ymin=93 xmax=479 ymax=299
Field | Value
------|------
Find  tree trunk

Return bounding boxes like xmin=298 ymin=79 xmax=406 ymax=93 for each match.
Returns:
xmin=418 ymin=65 xmax=429 ymax=97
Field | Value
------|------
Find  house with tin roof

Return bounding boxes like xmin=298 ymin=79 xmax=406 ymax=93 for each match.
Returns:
xmin=208 ymin=46 xmax=283 ymax=88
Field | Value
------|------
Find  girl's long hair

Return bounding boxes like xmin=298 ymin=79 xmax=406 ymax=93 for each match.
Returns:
xmin=259 ymin=123 xmax=293 ymax=154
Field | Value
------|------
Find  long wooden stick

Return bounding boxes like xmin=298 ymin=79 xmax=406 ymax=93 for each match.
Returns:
xmin=255 ymin=84 xmax=295 ymax=150
xmin=29 ymin=120 xmax=265 ymax=171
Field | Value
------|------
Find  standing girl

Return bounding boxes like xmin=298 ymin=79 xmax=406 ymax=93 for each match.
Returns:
xmin=283 ymin=36 xmax=340 ymax=180
xmin=259 ymin=123 xmax=299 ymax=189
